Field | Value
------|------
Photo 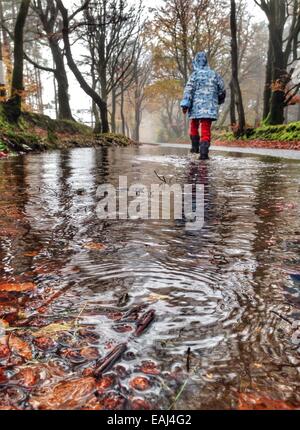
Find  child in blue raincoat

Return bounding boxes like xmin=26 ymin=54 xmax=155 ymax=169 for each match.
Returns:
xmin=181 ymin=52 xmax=226 ymax=160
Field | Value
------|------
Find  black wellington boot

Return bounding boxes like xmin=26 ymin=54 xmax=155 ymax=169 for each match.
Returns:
xmin=199 ymin=141 xmax=210 ymax=160
xmin=190 ymin=136 xmax=200 ymax=154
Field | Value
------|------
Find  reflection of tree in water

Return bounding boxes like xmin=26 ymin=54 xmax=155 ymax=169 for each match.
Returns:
xmin=0 ymin=156 xmax=33 ymax=279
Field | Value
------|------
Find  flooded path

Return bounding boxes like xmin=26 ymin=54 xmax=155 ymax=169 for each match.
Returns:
xmin=0 ymin=145 xmax=300 ymax=410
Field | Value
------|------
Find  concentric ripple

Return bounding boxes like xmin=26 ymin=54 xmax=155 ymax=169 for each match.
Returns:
xmin=0 ymin=145 xmax=300 ymax=410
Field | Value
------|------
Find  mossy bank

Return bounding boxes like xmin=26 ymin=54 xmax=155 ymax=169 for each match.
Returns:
xmin=214 ymin=122 xmax=300 ymax=150
xmin=0 ymin=107 xmax=137 ymax=155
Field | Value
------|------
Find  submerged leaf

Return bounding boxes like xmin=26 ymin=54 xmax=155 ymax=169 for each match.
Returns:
xmin=238 ymin=393 xmax=296 ymax=410
xmin=32 ymin=323 xmax=74 ymax=338
xmin=8 ymin=334 xmax=33 ymax=360
xmin=130 ymin=376 xmax=151 ymax=391
xmin=147 ymin=293 xmax=169 ymax=303
xmin=30 ymin=377 xmax=96 ymax=410
xmin=0 ymin=282 xmax=36 ymax=293
xmin=83 ymin=243 xmax=107 ymax=251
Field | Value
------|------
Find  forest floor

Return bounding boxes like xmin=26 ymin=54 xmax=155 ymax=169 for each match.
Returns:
xmin=213 ymin=122 xmax=300 ymax=150
xmin=0 ymin=109 xmax=137 ymax=158
xmin=214 ymin=139 xmax=300 ymax=150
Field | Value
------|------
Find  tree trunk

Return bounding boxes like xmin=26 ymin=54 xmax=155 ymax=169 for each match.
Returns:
xmin=50 ymin=40 xmax=73 ymax=121
xmin=99 ymin=64 xmax=109 ymax=133
xmin=0 ymin=0 xmax=12 ymax=90
xmin=5 ymin=0 xmax=30 ymax=122
xmin=34 ymin=0 xmax=74 ymax=121
xmin=263 ymin=36 xmax=273 ymax=120
xmin=134 ymin=65 xmax=140 ymax=142
xmin=120 ymin=81 xmax=126 ymax=135
xmin=0 ymin=27 xmax=6 ymax=99
xmin=297 ymin=103 xmax=300 ymax=121
xmin=230 ymin=80 xmax=236 ymax=126
xmin=230 ymin=0 xmax=246 ymax=136
xmin=56 ymin=0 xmax=109 ymax=133
xmin=267 ymin=37 xmax=286 ymax=125
xmin=53 ymin=69 xmax=58 ymax=119
xmin=258 ymin=0 xmax=289 ymax=125
xmin=111 ymin=86 xmax=116 ymax=133
xmin=91 ymin=67 xmax=101 ymax=132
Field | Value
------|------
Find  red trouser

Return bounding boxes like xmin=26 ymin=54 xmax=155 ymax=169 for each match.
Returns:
xmin=190 ymin=119 xmax=212 ymax=142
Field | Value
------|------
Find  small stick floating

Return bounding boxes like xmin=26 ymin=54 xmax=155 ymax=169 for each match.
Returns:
xmin=94 ymin=343 xmax=127 ymax=378
xmin=135 ymin=310 xmax=155 ymax=337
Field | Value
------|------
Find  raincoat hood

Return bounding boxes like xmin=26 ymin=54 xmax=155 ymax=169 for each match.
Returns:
xmin=193 ymin=52 xmax=208 ymax=70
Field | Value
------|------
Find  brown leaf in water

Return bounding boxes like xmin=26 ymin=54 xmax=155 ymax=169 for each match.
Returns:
xmin=238 ymin=393 xmax=296 ymax=410
xmin=96 ymin=374 xmax=115 ymax=392
xmin=0 ymin=282 xmax=36 ymax=293
xmin=113 ymin=324 xmax=133 ymax=333
xmin=33 ymin=337 xmax=57 ymax=351
xmin=84 ymin=243 xmax=107 ymax=251
xmin=30 ymin=377 xmax=96 ymax=410
xmin=13 ymin=367 xmax=40 ymax=388
xmin=0 ymin=226 xmax=21 ymax=238
xmin=131 ymin=398 xmax=152 ymax=410
xmin=0 ymin=368 xmax=8 ymax=384
xmin=80 ymin=347 xmax=99 ymax=360
xmin=0 ymin=406 xmax=18 ymax=410
xmin=96 ymin=391 xmax=126 ymax=410
xmin=8 ymin=334 xmax=33 ymax=360
xmin=23 ymin=251 xmax=40 ymax=257
xmin=140 ymin=360 xmax=160 ymax=375
xmin=130 ymin=376 xmax=151 ymax=391
xmin=0 ymin=340 xmax=10 ymax=359
xmin=32 ymin=322 xmax=74 ymax=337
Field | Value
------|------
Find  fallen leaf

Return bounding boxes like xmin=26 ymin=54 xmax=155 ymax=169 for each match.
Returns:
xmin=0 ymin=368 xmax=7 ymax=384
xmin=0 ymin=345 xmax=10 ymax=358
xmin=13 ymin=367 xmax=40 ymax=388
xmin=84 ymin=243 xmax=107 ymax=251
xmin=23 ymin=251 xmax=40 ymax=257
xmin=32 ymin=323 xmax=74 ymax=338
xmin=140 ymin=361 xmax=160 ymax=375
xmin=147 ymin=293 xmax=169 ymax=303
xmin=238 ymin=393 xmax=296 ymax=410
xmin=8 ymin=334 xmax=33 ymax=360
xmin=96 ymin=391 xmax=126 ymax=410
xmin=96 ymin=375 xmax=115 ymax=392
xmin=130 ymin=376 xmax=151 ymax=391
xmin=30 ymin=377 xmax=96 ymax=410
xmin=113 ymin=324 xmax=133 ymax=333
xmin=33 ymin=337 xmax=57 ymax=351
xmin=0 ymin=282 xmax=36 ymax=292
xmin=80 ymin=347 xmax=99 ymax=360
xmin=131 ymin=398 xmax=152 ymax=410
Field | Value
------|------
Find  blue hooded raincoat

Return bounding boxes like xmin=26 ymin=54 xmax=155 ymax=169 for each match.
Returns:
xmin=180 ymin=52 xmax=225 ymax=121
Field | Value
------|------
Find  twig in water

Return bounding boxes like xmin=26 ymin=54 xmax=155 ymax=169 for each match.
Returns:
xmin=186 ymin=347 xmax=192 ymax=373
xmin=154 ymin=170 xmax=167 ymax=184
xmin=135 ymin=309 xmax=155 ymax=336
xmin=94 ymin=343 xmax=127 ymax=378
xmin=271 ymin=310 xmax=293 ymax=325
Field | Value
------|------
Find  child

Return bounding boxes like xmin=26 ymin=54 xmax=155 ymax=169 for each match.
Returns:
xmin=181 ymin=52 xmax=226 ymax=160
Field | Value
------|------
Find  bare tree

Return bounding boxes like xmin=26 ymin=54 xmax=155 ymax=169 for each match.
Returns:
xmin=82 ymin=0 xmax=143 ymax=132
xmin=255 ymin=0 xmax=300 ymax=124
xmin=4 ymin=0 xmax=30 ymax=122
xmin=129 ymin=55 xmax=151 ymax=142
xmin=56 ymin=0 xmax=110 ymax=132
xmin=230 ymin=0 xmax=246 ymax=136
xmin=31 ymin=0 xmax=74 ymax=120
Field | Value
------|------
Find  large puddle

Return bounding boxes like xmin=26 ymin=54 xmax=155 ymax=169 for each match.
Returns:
xmin=0 ymin=145 xmax=300 ymax=410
